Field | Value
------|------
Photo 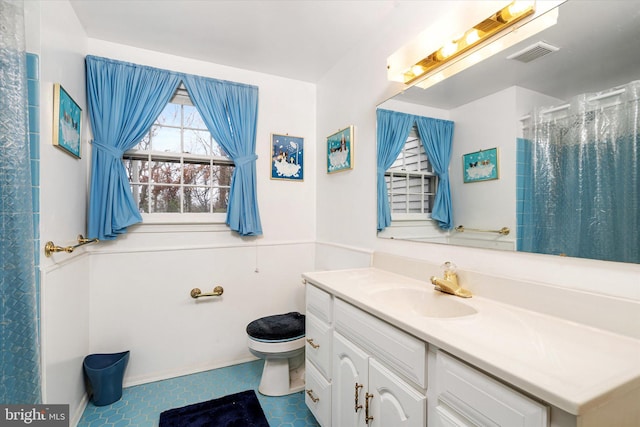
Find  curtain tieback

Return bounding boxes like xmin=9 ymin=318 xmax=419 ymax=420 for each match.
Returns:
xmin=376 ymin=167 xmax=387 ymax=175
xmin=234 ymin=154 xmax=258 ymax=166
xmin=91 ymin=140 xmax=123 ymax=158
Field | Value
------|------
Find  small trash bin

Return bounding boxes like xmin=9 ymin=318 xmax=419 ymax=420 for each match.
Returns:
xmin=83 ymin=351 xmax=130 ymax=406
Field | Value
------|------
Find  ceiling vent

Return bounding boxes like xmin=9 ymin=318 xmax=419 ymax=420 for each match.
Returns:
xmin=507 ymin=41 xmax=560 ymax=63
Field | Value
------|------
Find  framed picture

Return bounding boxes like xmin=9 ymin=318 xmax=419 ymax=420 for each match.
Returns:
xmin=327 ymin=125 xmax=353 ymax=173
xmin=271 ymin=133 xmax=304 ymax=181
xmin=463 ymin=147 xmax=499 ymax=183
xmin=52 ymin=83 xmax=82 ymax=158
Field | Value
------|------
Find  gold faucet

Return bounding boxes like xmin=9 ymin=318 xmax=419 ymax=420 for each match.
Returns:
xmin=430 ymin=262 xmax=472 ymax=298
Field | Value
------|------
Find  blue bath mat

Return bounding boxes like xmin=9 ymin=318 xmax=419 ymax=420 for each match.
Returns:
xmin=159 ymin=390 xmax=269 ymax=427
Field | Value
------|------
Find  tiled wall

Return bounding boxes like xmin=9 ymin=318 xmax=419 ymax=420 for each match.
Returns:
xmin=26 ymin=52 xmax=40 ymax=320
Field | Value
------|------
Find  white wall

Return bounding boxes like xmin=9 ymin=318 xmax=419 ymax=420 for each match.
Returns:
xmin=315 ymin=2 xmax=640 ymax=300
xmin=447 ymin=86 xmax=563 ymax=250
xmin=450 ymin=87 xmax=519 ymax=244
xmin=89 ymin=242 xmax=314 ymax=385
xmin=83 ymin=41 xmax=318 ymax=384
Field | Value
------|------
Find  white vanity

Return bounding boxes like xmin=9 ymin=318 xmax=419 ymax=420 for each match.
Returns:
xmin=302 ymin=256 xmax=640 ymax=427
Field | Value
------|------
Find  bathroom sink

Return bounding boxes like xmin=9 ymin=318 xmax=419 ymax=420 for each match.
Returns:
xmin=369 ymin=287 xmax=478 ymax=318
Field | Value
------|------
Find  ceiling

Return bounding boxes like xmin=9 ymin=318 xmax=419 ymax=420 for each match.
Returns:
xmin=70 ymin=0 xmax=408 ymax=83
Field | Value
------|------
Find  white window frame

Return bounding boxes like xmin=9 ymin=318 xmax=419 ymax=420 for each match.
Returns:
xmin=123 ymin=85 xmax=233 ymax=225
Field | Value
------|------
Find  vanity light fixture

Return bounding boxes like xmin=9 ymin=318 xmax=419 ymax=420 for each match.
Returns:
xmin=401 ymin=0 xmax=536 ymax=85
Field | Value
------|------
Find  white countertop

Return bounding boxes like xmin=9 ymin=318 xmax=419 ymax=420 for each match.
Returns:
xmin=302 ymin=267 xmax=640 ymax=416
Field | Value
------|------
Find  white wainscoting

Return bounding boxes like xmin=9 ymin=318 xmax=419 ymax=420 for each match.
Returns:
xmin=40 ymin=252 xmax=91 ymax=426
xmin=88 ymin=240 xmax=315 ymax=386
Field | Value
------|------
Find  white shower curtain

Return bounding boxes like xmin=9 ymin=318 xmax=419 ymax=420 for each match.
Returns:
xmin=0 ymin=0 xmax=42 ymax=403
xmin=519 ymin=81 xmax=639 ymax=263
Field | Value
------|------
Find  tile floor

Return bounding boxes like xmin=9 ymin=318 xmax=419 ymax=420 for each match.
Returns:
xmin=78 ymin=360 xmax=320 ymax=427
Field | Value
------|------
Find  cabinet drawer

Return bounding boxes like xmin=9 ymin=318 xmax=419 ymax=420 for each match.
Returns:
xmin=306 ymin=283 xmax=333 ymax=324
xmin=435 ymin=351 xmax=549 ymax=427
xmin=306 ymin=312 xmax=333 ymax=379
xmin=334 ymin=298 xmax=427 ymax=389
xmin=305 ymin=359 xmax=332 ymax=427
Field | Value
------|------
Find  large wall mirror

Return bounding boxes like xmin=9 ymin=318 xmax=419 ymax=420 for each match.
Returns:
xmin=377 ymin=0 xmax=640 ymax=264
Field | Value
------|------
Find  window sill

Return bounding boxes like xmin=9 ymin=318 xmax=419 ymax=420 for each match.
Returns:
xmin=129 ymin=213 xmax=229 ymax=234
xmin=377 ymin=219 xmax=447 ymax=241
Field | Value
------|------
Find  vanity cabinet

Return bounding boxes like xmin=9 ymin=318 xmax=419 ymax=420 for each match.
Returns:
xmin=305 ymin=281 xmax=548 ymax=427
xmin=303 ymin=266 xmax=640 ymax=427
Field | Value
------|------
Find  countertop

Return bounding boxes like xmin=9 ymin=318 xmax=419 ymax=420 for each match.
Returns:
xmin=302 ymin=267 xmax=640 ymax=416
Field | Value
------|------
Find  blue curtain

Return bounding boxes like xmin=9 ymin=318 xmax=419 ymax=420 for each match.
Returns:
xmin=376 ymin=109 xmax=414 ymax=231
xmin=86 ymin=56 xmax=182 ymax=240
xmin=86 ymin=56 xmax=262 ymax=239
xmin=519 ymin=81 xmax=640 ymax=263
xmin=0 ymin=0 xmax=41 ymax=403
xmin=415 ymin=116 xmax=455 ymax=230
xmin=184 ymin=75 xmax=262 ymax=235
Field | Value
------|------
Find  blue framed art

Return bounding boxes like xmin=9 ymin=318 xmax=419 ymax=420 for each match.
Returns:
xmin=52 ymin=83 xmax=82 ymax=158
xmin=271 ymin=133 xmax=304 ymax=181
xmin=463 ymin=147 xmax=499 ymax=183
xmin=327 ymin=125 xmax=353 ymax=173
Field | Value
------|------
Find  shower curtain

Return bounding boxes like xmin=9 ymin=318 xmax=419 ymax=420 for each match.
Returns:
xmin=0 ymin=0 xmax=42 ymax=403
xmin=519 ymin=81 xmax=639 ymax=263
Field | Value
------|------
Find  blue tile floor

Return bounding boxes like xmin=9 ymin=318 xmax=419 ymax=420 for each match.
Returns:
xmin=78 ymin=360 xmax=320 ymax=427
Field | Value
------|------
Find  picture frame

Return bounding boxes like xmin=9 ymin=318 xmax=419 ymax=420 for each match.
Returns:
xmin=52 ymin=83 xmax=82 ymax=158
xmin=463 ymin=147 xmax=499 ymax=183
xmin=271 ymin=133 xmax=304 ymax=181
xmin=327 ymin=125 xmax=353 ymax=173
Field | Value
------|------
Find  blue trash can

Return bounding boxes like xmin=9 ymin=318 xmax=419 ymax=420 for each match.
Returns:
xmin=83 ymin=351 xmax=130 ymax=406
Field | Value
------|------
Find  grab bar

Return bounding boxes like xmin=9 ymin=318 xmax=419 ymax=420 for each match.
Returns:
xmin=190 ymin=286 xmax=224 ymax=299
xmin=44 ymin=234 xmax=99 ymax=257
xmin=455 ymin=225 xmax=510 ymax=235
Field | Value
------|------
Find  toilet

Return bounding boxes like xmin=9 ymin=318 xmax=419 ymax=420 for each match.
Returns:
xmin=246 ymin=312 xmax=306 ymax=396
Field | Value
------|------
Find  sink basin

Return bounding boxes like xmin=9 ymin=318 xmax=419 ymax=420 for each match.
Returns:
xmin=369 ymin=287 xmax=478 ymax=318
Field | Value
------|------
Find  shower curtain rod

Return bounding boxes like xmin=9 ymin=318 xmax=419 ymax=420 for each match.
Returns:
xmin=519 ymin=87 xmax=627 ymax=121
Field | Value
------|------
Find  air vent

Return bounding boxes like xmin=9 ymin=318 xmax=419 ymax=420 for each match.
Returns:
xmin=507 ymin=41 xmax=559 ymax=63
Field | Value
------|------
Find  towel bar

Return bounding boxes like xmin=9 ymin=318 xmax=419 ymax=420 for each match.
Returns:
xmin=45 ymin=234 xmax=99 ymax=257
xmin=190 ymin=286 xmax=224 ymax=299
xmin=455 ymin=225 xmax=510 ymax=235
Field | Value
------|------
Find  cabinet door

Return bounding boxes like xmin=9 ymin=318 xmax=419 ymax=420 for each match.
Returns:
xmin=332 ymin=333 xmax=369 ymax=427
xmin=368 ymin=359 xmax=426 ymax=427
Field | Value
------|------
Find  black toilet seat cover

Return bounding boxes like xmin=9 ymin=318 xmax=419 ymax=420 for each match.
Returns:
xmin=246 ymin=312 xmax=305 ymax=342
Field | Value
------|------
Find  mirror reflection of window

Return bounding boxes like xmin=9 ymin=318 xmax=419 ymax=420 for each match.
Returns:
xmin=385 ymin=126 xmax=437 ymax=221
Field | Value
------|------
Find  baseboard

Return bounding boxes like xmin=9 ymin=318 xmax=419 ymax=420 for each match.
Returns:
xmin=70 ymin=393 xmax=89 ymax=427
xmin=123 ymin=356 xmax=259 ymax=388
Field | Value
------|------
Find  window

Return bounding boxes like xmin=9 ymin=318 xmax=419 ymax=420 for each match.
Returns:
xmin=123 ymin=86 xmax=233 ymax=221
xmin=384 ymin=126 xmax=437 ymax=220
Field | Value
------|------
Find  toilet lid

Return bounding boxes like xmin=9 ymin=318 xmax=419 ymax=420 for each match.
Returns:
xmin=246 ymin=312 xmax=305 ymax=342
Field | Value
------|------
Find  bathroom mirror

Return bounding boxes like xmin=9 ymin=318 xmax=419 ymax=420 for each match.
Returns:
xmin=377 ymin=0 xmax=640 ymax=264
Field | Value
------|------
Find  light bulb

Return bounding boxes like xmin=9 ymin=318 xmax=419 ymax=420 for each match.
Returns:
xmin=465 ymin=29 xmax=481 ymax=45
xmin=437 ymin=41 xmax=458 ymax=60
xmin=411 ymin=65 xmax=425 ymax=76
